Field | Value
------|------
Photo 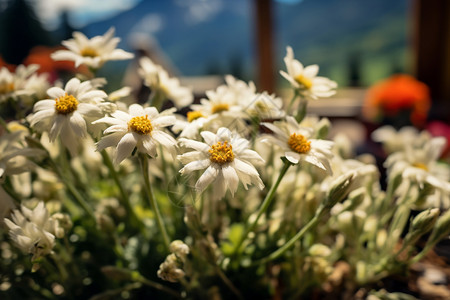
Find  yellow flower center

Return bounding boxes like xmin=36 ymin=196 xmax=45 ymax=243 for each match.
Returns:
xmin=0 ymin=82 xmax=14 ymax=94
xmin=294 ymin=74 xmax=313 ymax=89
xmin=211 ymin=103 xmax=229 ymax=114
xmin=55 ymin=94 xmax=78 ymax=115
xmin=209 ymin=141 xmax=234 ymax=165
xmin=187 ymin=111 xmax=204 ymax=122
xmin=80 ymin=47 xmax=98 ymax=58
xmin=128 ymin=115 xmax=153 ymax=135
xmin=413 ymin=162 xmax=429 ymax=171
xmin=288 ymin=133 xmax=311 ymax=154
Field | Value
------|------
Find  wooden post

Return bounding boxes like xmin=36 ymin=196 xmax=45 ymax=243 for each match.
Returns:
xmin=254 ymin=0 xmax=275 ymax=93
xmin=413 ymin=0 xmax=450 ymax=120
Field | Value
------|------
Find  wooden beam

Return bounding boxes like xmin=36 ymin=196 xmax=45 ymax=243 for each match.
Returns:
xmin=254 ymin=0 xmax=275 ymax=93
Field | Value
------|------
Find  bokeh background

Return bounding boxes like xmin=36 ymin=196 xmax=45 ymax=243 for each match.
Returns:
xmin=0 ymin=0 xmax=449 ymax=124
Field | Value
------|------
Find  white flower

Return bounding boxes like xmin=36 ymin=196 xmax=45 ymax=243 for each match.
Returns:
xmin=139 ymin=57 xmax=193 ymax=108
xmin=28 ymin=78 xmax=107 ymax=155
xmin=178 ymin=127 xmax=265 ymax=199
xmin=0 ymin=65 xmax=40 ymax=103
xmin=4 ymin=202 xmax=64 ymax=262
xmin=371 ymin=125 xmax=431 ymax=154
xmin=262 ymin=116 xmax=334 ymax=174
xmin=51 ymin=27 xmax=134 ymax=69
xmin=280 ymin=46 xmax=337 ymax=100
xmin=385 ymin=136 xmax=449 ymax=190
xmin=190 ymin=85 xmax=246 ymax=132
xmin=242 ymin=91 xmax=285 ymax=120
xmin=94 ymin=103 xmax=177 ymax=165
xmin=172 ymin=111 xmax=208 ymax=139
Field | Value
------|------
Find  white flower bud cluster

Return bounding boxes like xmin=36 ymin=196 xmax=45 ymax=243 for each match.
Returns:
xmin=4 ymin=202 xmax=71 ymax=264
xmin=157 ymin=240 xmax=190 ymax=283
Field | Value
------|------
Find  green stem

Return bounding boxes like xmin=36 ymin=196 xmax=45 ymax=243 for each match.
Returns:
xmin=136 ymin=274 xmax=182 ymax=298
xmin=232 ymin=159 xmax=292 ymax=256
xmin=139 ymin=153 xmax=170 ymax=250
xmin=295 ymin=97 xmax=308 ymax=123
xmin=214 ymin=265 xmax=244 ymax=300
xmin=47 ymin=157 xmax=95 ymax=220
xmin=253 ymin=211 xmax=322 ymax=266
xmin=101 ymin=150 xmax=142 ymax=231
xmin=286 ymin=90 xmax=299 ymax=114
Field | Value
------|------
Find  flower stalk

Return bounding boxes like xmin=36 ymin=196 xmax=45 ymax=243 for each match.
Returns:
xmin=139 ymin=153 xmax=170 ymax=251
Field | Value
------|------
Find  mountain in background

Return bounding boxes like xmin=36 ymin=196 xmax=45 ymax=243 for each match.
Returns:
xmin=82 ymin=0 xmax=409 ymax=87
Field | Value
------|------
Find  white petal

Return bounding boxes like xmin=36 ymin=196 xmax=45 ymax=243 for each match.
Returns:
xmin=129 ymin=104 xmax=145 ymax=116
xmin=152 ymin=131 xmax=176 ymax=148
xmin=96 ymin=132 xmax=124 ymax=151
xmin=200 ymin=131 xmax=217 ymax=145
xmin=104 ymin=124 xmax=128 ymax=134
xmin=195 ymin=165 xmax=218 ymax=193
xmin=222 ymin=165 xmax=239 ymax=196
xmin=285 ymin=151 xmax=300 ymax=164
xmin=114 ymin=133 xmax=137 ymax=164
xmin=303 ymin=64 xmax=319 ymax=78
xmin=139 ymin=136 xmax=157 ymax=157
xmin=179 ymin=138 xmax=209 ymax=152
xmin=178 ymin=151 xmax=206 ymax=164
xmin=47 ymin=87 xmax=66 ymax=99
xmin=180 ymin=159 xmax=211 ymax=174
xmin=34 ymin=100 xmax=55 ymax=112
xmin=65 ymin=78 xmax=81 ymax=95
xmin=152 ymin=115 xmax=176 ymax=128
xmin=69 ymin=112 xmax=87 ymax=137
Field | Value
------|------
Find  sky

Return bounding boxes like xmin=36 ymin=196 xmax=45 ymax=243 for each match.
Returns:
xmin=27 ymin=0 xmax=303 ymax=30
xmin=30 ymin=0 xmax=141 ymax=30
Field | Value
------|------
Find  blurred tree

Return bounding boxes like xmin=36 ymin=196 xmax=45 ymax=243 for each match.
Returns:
xmin=348 ymin=52 xmax=361 ymax=87
xmin=0 ymin=0 xmax=54 ymax=65
xmin=59 ymin=10 xmax=75 ymax=41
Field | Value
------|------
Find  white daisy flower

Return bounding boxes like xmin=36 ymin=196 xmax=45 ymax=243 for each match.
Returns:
xmin=93 ymin=103 xmax=177 ymax=165
xmin=0 ymin=64 xmax=40 ymax=103
xmin=371 ymin=125 xmax=431 ymax=154
xmin=178 ymin=127 xmax=265 ymax=199
xmin=51 ymin=27 xmax=134 ymax=69
xmin=261 ymin=116 xmax=334 ymax=174
xmin=139 ymin=57 xmax=193 ymax=108
xmin=190 ymin=85 xmax=246 ymax=132
xmin=28 ymin=77 xmax=107 ymax=155
xmin=280 ymin=46 xmax=337 ymax=100
xmin=385 ymin=136 xmax=449 ymax=190
xmin=172 ymin=110 xmax=209 ymax=139
xmin=4 ymin=202 xmax=64 ymax=262
xmin=242 ymin=91 xmax=285 ymax=120
xmin=224 ymin=75 xmax=257 ymax=104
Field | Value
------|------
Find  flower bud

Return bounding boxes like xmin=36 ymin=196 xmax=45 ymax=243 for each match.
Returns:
xmin=323 ymin=171 xmax=356 ymax=211
xmin=405 ymin=208 xmax=440 ymax=246
xmin=169 ymin=240 xmax=189 ymax=262
xmin=428 ymin=209 xmax=450 ymax=246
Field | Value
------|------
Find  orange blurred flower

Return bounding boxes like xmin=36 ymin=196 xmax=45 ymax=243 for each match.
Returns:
xmin=363 ymin=74 xmax=431 ymax=127
xmin=24 ymin=46 xmax=89 ymax=81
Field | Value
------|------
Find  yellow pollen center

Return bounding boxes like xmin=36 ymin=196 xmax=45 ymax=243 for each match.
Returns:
xmin=211 ymin=103 xmax=229 ymax=114
xmin=128 ymin=115 xmax=153 ymax=135
xmin=209 ymin=141 xmax=234 ymax=165
xmin=0 ymin=82 xmax=14 ymax=94
xmin=187 ymin=111 xmax=204 ymax=122
xmin=55 ymin=94 xmax=78 ymax=115
xmin=294 ymin=74 xmax=313 ymax=89
xmin=80 ymin=47 xmax=98 ymax=57
xmin=288 ymin=133 xmax=311 ymax=154
xmin=413 ymin=162 xmax=429 ymax=171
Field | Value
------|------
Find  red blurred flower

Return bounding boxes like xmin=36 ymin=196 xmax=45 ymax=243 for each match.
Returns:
xmin=24 ymin=46 xmax=89 ymax=82
xmin=363 ymin=74 xmax=431 ymax=127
